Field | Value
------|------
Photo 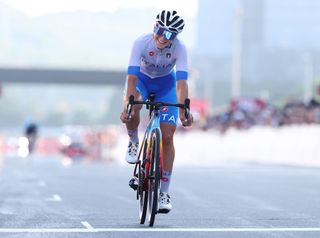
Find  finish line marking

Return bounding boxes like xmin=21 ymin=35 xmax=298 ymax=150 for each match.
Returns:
xmin=0 ymin=228 xmax=320 ymax=233
xmin=81 ymin=221 xmax=94 ymax=230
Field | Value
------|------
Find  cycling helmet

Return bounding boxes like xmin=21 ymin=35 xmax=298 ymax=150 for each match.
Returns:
xmin=156 ymin=10 xmax=185 ymax=33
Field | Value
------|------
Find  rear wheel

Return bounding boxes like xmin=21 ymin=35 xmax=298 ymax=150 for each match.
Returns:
xmin=147 ymin=129 xmax=161 ymax=227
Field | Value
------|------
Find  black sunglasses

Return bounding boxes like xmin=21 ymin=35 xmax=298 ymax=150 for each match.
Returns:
xmin=154 ymin=25 xmax=177 ymax=41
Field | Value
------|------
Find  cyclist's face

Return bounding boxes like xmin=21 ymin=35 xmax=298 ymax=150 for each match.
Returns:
xmin=153 ymin=34 xmax=171 ymax=49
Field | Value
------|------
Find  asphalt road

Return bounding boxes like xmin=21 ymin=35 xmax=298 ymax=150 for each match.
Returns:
xmin=1 ymin=154 xmax=320 ymax=238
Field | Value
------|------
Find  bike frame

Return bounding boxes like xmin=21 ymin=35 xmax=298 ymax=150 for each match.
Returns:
xmin=144 ymin=105 xmax=162 ymax=170
xmin=134 ymin=101 xmax=163 ymax=193
xmin=128 ymin=94 xmax=190 ymax=226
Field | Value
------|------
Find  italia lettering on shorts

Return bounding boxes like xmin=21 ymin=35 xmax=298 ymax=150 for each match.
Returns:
xmin=169 ymin=115 xmax=176 ymax=123
xmin=162 ymin=114 xmax=169 ymax=120
xmin=161 ymin=114 xmax=176 ymax=123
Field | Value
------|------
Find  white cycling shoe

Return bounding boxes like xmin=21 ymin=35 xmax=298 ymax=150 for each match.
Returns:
xmin=158 ymin=192 xmax=172 ymax=214
xmin=125 ymin=141 xmax=139 ymax=164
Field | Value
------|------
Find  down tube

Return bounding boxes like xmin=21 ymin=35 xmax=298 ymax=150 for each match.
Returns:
xmin=149 ymin=112 xmax=163 ymax=176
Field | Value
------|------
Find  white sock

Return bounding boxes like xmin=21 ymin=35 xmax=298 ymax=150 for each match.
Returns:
xmin=127 ymin=129 xmax=139 ymax=143
xmin=160 ymin=170 xmax=172 ymax=193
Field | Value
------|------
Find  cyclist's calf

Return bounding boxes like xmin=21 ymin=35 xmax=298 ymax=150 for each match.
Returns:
xmin=160 ymin=123 xmax=176 ymax=146
xmin=160 ymin=123 xmax=176 ymax=171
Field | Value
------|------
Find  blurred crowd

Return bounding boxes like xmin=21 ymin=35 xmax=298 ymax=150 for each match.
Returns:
xmin=56 ymin=125 xmax=120 ymax=162
xmin=199 ymin=97 xmax=320 ymax=133
xmin=2 ymin=96 xmax=320 ymax=161
xmin=0 ymin=125 xmax=120 ymax=163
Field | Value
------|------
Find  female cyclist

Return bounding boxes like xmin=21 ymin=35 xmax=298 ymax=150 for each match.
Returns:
xmin=120 ymin=10 xmax=193 ymax=213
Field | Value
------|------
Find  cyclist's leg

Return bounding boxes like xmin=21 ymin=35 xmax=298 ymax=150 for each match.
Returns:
xmin=160 ymin=123 xmax=176 ymax=171
xmin=141 ymin=72 xmax=178 ymax=189
xmin=158 ymin=86 xmax=178 ymax=193
xmin=159 ymin=122 xmax=176 ymax=212
xmin=151 ymin=73 xmax=177 ymax=212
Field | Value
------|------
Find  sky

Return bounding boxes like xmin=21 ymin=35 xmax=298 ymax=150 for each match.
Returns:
xmin=0 ymin=0 xmax=198 ymax=17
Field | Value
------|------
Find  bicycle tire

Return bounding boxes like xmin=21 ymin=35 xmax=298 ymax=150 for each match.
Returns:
xmin=147 ymin=128 xmax=161 ymax=227
xmin=139 ymin=137 xmax=149 ymax=224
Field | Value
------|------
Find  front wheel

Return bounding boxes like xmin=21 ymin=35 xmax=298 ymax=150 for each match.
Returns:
xmin=147 ymin=129 xmax=161 ymax=227
xmin=139 ymin=138 xmax=148 ymax=224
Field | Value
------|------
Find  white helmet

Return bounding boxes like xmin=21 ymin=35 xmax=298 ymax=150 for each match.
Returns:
xmin=156 ymin=10 xmax=185 ymax=34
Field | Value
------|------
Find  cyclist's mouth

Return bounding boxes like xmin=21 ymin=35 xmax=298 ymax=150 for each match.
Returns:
xmin=157 ymin=38 xmax=169 ymax=45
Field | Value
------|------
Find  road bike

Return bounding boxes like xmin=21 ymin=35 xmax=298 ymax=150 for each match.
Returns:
xmin=127 ymin=93 xmax=190 ymax=227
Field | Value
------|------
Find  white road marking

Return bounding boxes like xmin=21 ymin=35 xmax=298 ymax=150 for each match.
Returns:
xmin=0 ymin=227 xmax=320 ymax=232
xmin=81 ymin=221 xmax=94 ymax=230
xmin=45 ymin=194 xmax=62 ymax=202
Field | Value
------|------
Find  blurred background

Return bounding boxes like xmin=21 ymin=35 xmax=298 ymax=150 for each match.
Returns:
xmin=2 ymin=2 xmax=320 ymax=233
xmin=0 ymin=0 xmax=320 ymax=165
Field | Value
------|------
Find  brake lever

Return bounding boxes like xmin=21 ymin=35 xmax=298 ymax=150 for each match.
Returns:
xmin=184 ymin=98 xmax=190 ymax=119
xmin=182 ymin=98 xmax=190 ymax=127
xmin=127 ymin=95 xmax=135 ymax=119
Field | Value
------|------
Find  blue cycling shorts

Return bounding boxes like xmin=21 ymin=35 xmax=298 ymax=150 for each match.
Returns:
xmin=136 ymin=71 xmax=178 ymax=126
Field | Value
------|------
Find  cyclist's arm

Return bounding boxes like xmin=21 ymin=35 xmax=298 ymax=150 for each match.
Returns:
xmin=177 ymin=79 xmax=188 ymax=115
xmin=175 ymin=39 xmax=189 ymax=114
xmin=177 ymin=80 xmax=188 ymax=103
xmin=121 ymin=74 xmax=138 ymax=123
xmin=120 ymin=36 xmax=143 ymax=123
xmin=177 ymin=80 xmax=193 ymax=126
xmin=124 ymin=35 xmax=144 ymax=107
xmin=175 ymin=39 xmax=193 ymax=126
xmin=123 ymin=74 xmax=138 ymax=107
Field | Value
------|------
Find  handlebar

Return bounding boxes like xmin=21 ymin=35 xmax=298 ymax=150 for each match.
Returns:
xmin=126 ymin=95 xmax=191 ymax=120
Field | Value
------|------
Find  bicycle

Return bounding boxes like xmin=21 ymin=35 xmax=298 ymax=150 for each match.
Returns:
xmin=127 ymin=93 xmax=190 ymax=227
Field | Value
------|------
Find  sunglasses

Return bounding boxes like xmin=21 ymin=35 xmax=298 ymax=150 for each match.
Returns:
xmin=154 ymin=25 xmax=177 ymax=41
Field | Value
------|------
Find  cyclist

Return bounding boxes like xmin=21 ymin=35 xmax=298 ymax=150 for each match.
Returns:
xmin=23 ymin=120 xmax=38 ymax=153
xmin=120 ymin=10 xmax=193 ymax=213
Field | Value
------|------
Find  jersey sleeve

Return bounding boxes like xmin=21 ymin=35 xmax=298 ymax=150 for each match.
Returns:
xmin=175 ymin=40 xmax=188 ymax=80
xmin=127 ymin=36 xmax=143 ymax=76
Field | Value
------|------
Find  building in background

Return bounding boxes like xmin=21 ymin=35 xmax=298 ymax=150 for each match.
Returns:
xmin=192 ymin=0 xmax=320 ymax=107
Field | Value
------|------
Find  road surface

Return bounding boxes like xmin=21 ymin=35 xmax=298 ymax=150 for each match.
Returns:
xmin=0 ymin=154 xmax=320 ymax=237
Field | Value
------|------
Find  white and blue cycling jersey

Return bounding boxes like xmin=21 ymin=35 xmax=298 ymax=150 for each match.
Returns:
xmin=127 ymin=33 xmax=188 ymax=125
xmin=128 ymin=33 xmax=188 ymax=80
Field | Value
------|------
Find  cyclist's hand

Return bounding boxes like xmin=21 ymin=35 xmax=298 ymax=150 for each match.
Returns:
xmin=180 ymin=111 xmax=193 ymax=127
xmin=120 ymin=109 xmax=135 ymax=123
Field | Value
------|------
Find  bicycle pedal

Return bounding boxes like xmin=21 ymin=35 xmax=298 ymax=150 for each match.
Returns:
xmin=158 ymin=209 xmax=170 ymax=214
xmin=129 ymin=178 xmax=138 ymax=191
